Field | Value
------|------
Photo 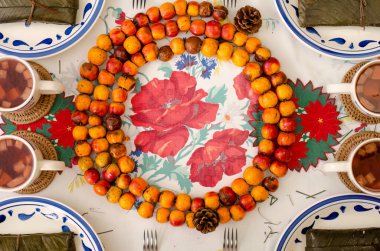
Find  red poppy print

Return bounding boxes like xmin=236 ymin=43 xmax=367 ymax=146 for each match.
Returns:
xmin=188 ymin=129 xmax=249 ymax=187
xmin=48 ymin=108 xmax=75 ymax=148
xmin=131 ymin=71 xmax=219 ymax=158
xmin=233 ymin=72 xmax=258 ymax=101
xmin=300 ymin=100 xmax=341 ymax=142
xmin=115 ymin=11 xmax=126 ymax=25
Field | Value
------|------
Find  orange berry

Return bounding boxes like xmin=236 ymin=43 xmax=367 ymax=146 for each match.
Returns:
xmin=243 ymin=166 xmax=264 ymax=186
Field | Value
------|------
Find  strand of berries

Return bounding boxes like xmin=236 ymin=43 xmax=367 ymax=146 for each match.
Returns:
xmin=72 ymin=0 xmax=296 ymax=234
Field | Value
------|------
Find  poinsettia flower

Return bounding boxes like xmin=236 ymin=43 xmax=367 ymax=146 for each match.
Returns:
xmin=48 ymin=108 xmax=75 ymax=148
xmin=300 ymin=100 xmax=341 ymax=142
xmin=188 ymin=129 xmax=249 ymax=187
xmin=233 ymin=72 xmax=258 ymax=101
xmin=132 ymin=71 xmax=218 ymax=157
xmin=16 ymin=117 xmax=48 ymax=131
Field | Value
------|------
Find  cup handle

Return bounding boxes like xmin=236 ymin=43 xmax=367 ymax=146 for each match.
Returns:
xmin=325 ymin=83 xmax=352 ymax=94
xmin=322 ymin=161 xmax=350 ymax=173
xmin=37 ymin=80 xmax=65 ymax=95
xmin=37 ymin=160 xmax=65 ymax=171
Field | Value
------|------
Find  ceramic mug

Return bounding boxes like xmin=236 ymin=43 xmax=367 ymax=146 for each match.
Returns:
xmin=0 ymin=135 xmax=65 ymax=192
xmin=322 ymin=138 xmax=380 ymax=195
xmin=0 ymin=55 xmax=64 ymax=113
xmin=326 ymin=60 xmax=380 ymax=118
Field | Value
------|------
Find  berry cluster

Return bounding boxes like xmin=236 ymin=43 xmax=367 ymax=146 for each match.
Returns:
xmin=72 ymin=0 xmax=296 ymax=233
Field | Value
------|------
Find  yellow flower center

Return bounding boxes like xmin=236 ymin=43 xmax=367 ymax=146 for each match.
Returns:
xmin=224 ymin=114 xmax=231 ymax=121
xmin=318 ymin=118 xmax=323 ymax=124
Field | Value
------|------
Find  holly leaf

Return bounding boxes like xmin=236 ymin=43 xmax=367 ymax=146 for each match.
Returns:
xmin=290 ymin=79 xmax=330 ymax=107
xmin=205 ymin=84 xmax=227 ymax=104
xmin=158 ymin=63 xmax=173 ymax=78
xmin=49 ymin=94 xmax=75 ymax=114
xmin=300 ymin=135 xmax=337 ymax=168
xmin=35 ymin=123 xmax=52 ymax=139
xmin=0 ymin=117 xmax=16 ymax=134
xmin=55 ymin=145 xmax=75 ymax=167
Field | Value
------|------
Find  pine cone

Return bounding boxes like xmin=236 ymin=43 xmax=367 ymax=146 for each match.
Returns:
xmin=193 ymin=208 xmax=219 ymax=234
xmin=234 ymin=5 xmax=262 ymax=34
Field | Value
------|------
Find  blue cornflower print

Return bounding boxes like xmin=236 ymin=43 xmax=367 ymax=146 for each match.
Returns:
xmin=175 ymin=54 xmax=198 ymax=70
xmin=200 ymin=57 xmax=217 ymax=79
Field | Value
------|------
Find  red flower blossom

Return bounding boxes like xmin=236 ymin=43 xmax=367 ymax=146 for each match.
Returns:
xmin=48 ymin=108 xmax=75 ymax=148
xmin=287 ymin=134 xmax=308 ymax=170
xmin=131 ymin=71 xmax=219 ymax=157
xmin=233 ymin=72 xmax=258 ymax=101
xmin=188 ymin=129 xmax=249 ymax=187
xmin=115 ymin=11 xmax=126 ymax=25
xmin=135 ymin=126 xmax=189 ymax=158
xmin=300 ymin=100 xmax=341 ymax=142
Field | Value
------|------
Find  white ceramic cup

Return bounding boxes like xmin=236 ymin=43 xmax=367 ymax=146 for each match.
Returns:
xmin=0 ymin=135 xmax=65 ymax=192
xmin=322 ymin=138 xmax=380 ymax=196
xmin=0 ymin=55 xmax=64 ymax=113
xmin=326 ymin=60 xmax=380 ymax=118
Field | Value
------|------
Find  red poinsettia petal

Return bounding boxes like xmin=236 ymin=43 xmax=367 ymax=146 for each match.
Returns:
xmin=300 ymin=100 xmax=341 ymax=142
xmin=134 ymin=126 xmax=189 ymax=158
xmin=222 ymin=146 xmax=247 ymax=176
xmin=189 ymin=162 xmax=224 ymax=187
xmin=212 ymin=129 xmax=249 ymax=145
xmin=287 ymin=135 xmax=308 ymax=171
xmin=48 ymin=108 xmax=75 ymax=148
xmin=233 ymin=72 xmax=258 ymax=101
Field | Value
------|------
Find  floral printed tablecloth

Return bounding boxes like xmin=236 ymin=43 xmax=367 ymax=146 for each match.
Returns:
xmin=0 ymin=0 xmax=377 ymax=250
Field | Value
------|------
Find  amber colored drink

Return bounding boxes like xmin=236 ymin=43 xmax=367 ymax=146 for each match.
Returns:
xmin=0 ymin=59 xmax=32 ymax=109
xmin=0 ymin=138 xmax=33 ymax=188
xmin=356 ymin=63 xmax=380 ymax=113
xmin=352 ymin=141 xmax=380 ymax=191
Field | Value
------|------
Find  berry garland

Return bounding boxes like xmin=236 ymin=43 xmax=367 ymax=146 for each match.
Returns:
xmin=72 ymin=0 xmax=296 ymax=234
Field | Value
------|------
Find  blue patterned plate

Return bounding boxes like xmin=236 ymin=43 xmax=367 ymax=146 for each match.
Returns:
xmin=0 ymin=196 xmax=103 ymax=251
xmin=0 ymin=0 xmax=104 ymax=59
xmin=275 ymin=0 xmax=380 ymax=60
xmin=275 ymin=194 xmax=380 ymax=250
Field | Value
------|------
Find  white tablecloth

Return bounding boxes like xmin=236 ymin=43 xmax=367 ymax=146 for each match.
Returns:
xmin=0 ymin=0 xmax=376 ymax=250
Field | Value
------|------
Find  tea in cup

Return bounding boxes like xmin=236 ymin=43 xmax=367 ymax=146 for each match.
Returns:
xmin=0 ymin=135 xmax=65 ymax=192
xmin=0 ymin=56 xmax=64 ymax=113
xmin=322 ymin=138 xmax=380 ymax=195
xmin=326 ymin=60 xmax=380 ymax=117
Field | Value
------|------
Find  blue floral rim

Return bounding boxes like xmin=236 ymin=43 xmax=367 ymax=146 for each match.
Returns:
xmin=0 ymin=196 xmax=104 ymax=251
xmin=275 ymin=194 xmax=380 ymax=250
xmin=275 ymin=0 xmax=380 ymax=60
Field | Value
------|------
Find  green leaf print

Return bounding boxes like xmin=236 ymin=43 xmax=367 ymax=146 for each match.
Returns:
xmin=55 ymin=145 xmax=75 ymax=167
xmin=158 ymin=63 xmax=173 ymax=78
xmin=205 ymin=84 xmax=228 ymax=104
xmin=0 ymin=118 xmax=16 ymax=134
xmin=49 ymin=94 xmax=75 ymax=115
xmin=300 ymin=135 xmax=337 ymax=167
xmin=291 ymin=80 xmax=330 ymax=107
xmin=139 ymin=153 xmax=161 ymax=175
xmin=36 ymin=123 xmax=52 ymax=139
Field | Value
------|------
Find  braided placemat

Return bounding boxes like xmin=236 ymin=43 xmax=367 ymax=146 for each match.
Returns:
xmin=11 ymin=130 xmax=57 ymax=194
xmin=336 ymin=131 xmax=380 ymax=193
xmin=340 ymin=61 xmax=380 ymax=124
xmin=3 ymin=61 xmax=56 ymax=124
